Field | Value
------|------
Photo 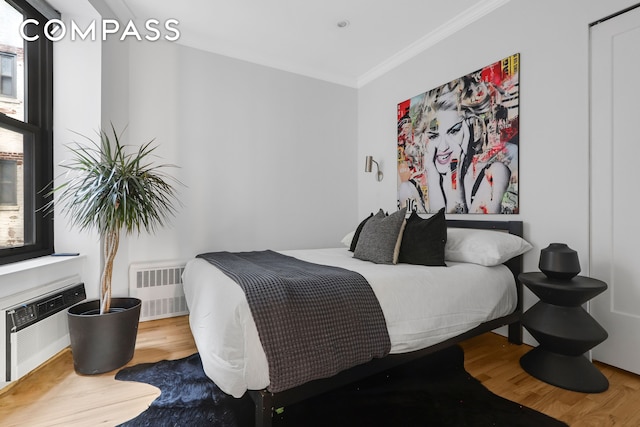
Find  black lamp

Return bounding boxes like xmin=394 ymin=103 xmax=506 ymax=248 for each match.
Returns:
xmin=538 ymin=243 xmax=581 ymax=280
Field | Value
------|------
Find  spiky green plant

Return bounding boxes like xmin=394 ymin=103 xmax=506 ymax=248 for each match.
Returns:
xmin=45 ymin=125 xmax=181 ymax=314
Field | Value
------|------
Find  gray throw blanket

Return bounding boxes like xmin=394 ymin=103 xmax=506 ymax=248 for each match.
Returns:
xmin=196 ymin=250 xmax=391 ymax=393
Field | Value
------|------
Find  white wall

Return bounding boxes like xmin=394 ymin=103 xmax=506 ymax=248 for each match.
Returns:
xmin=100 ymin=40 xmax=359 ymax=296
xmin=52 ymin=2 xmax=103 ymax=273
xmin=49 ymin=1 xmax=104 ymax=301
xmin=357 ymin=0 xmax=639 ymax=340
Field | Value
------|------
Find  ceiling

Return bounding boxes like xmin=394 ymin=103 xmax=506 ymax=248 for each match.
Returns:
xmin=103 ymin=0 xmax=509 ymax=88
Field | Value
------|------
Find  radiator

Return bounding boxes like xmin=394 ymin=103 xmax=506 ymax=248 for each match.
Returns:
xmin=129 ymin=261 xmax=188 ymax=321
xmin=0 ymin=277 xmax=85 ymax=384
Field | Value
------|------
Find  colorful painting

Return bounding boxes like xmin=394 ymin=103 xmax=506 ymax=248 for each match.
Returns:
xmin=397 ymin=53 xmax=519 ymax=214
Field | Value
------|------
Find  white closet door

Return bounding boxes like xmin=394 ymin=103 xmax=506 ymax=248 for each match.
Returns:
xmin=590 ymin=5 xmax=640 ymax=375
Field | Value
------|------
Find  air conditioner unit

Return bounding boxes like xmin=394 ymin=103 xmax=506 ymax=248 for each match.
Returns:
xmin=0 ymin=277 xmax=85 ymax=385
xmin=129 ymin=261 xmax=188 ymax=322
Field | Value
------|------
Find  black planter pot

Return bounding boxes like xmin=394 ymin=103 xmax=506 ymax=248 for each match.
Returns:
xmin=67 ymin=297 xmax=142 ymax=375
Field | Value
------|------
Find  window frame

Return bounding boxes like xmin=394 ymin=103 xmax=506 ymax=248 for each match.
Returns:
xmin=0 ymin=0 xmax=54 ymax=265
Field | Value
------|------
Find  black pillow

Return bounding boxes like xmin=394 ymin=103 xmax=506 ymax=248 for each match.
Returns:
xmin=349 ymin=212 xmax=373 ymax=252
xmin=398 ymin=208 xmax=447 ymax=266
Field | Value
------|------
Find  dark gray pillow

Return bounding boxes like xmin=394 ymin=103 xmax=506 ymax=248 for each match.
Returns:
xmin=349 ymin=212 xmax=373 ymax=252
xmin=398 ymin=208 xmax=447 ymax=266
xmin=354 ymin=207 xmax=407 ymax=264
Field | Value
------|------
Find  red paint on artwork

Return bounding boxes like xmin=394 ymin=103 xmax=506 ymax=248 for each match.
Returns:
xmin=397 ymin=100 xmax=411 ymax=122
xmin=481 ymin=62 xmax=505 ymax=86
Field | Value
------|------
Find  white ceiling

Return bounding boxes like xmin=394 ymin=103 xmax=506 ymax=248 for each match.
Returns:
xmin=103 ymin=0 xmax=509 ymax=88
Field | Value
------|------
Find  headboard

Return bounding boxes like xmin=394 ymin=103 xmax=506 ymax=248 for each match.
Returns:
xmin=445 ymin=219 xmax=523 ymax=237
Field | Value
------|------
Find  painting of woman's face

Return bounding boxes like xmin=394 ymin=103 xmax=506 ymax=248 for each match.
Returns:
xmin=397 ymin=53 xmax=519 ymax=214
xmin=427 ymin=109 xmax=466 ymax=174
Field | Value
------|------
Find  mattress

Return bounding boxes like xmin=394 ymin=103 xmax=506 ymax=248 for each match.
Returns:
xmin=182 ymin=247 xmax=517 ymax=397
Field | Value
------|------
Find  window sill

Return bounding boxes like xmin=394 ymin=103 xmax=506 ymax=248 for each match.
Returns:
xmin=0 ymin=96 xmax=20 ymax=104
xmin=0 ymin=254 xmax=84 ymax=278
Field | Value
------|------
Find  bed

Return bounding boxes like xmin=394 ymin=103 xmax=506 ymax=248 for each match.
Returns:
xmin=182 ymin=217 xmax=529 ymax=427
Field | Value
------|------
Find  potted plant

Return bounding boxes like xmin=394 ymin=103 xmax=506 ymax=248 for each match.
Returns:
xmin=45 ymin=124 xmax=181 ymax=374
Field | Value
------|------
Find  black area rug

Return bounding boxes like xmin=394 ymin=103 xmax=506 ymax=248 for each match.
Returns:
xmin=115 ymin=345 xmax=567 ymax=427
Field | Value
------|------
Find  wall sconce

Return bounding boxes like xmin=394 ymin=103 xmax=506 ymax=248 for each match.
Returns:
xmin=365 ymin=155 xmax=383 ymax=181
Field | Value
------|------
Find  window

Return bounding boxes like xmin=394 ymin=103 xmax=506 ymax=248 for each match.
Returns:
xmin=0 ymin=159 xmax=17 ymax=205
xmin=0 ymin=52 xmax=16 ymax=98
xmin=0 ymin=0 xmax=54 ymax=263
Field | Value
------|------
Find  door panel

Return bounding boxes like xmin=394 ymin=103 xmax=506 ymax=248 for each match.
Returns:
xmin=590 ymin=6 xmax=640 ymax=374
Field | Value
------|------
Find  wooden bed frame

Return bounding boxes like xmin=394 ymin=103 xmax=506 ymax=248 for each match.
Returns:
xmin=248 ymin=219 xmax=525 ymax=427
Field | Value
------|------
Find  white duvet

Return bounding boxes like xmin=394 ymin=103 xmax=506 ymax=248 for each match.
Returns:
xmin=182 ymin=247 xmax=516 ymax=397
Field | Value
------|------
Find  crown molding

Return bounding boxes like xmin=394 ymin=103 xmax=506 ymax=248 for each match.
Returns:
xmin=357 ymin=0 xmax=511 ymax=88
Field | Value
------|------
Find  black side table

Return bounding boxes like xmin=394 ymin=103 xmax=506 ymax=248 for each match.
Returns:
xmin=519 ymin=272 xmax=609 ymax=393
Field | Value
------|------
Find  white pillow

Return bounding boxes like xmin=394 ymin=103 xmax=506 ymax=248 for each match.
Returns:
xmin=341 ymin=231 xmax=355 ymax=247
xmin=445 ymin=228 xmax=532 ymax=266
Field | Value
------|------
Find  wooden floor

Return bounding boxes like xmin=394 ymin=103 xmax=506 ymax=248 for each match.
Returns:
xmin=0 ymin=316 xmax=639 ymax=426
